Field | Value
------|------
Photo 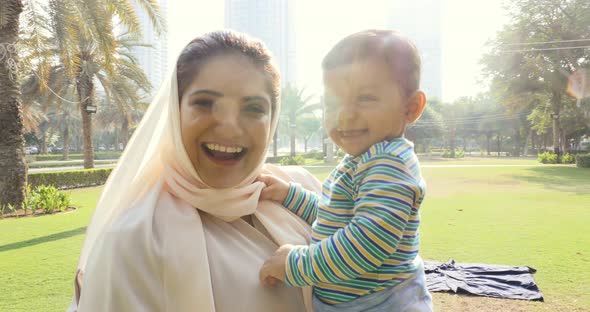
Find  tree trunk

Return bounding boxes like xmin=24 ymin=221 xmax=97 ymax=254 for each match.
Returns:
xmin=0 ymin=0 xmax=27 ymax=209
xmin=543 ymin=132 xmax=548 ymax=151
xmin=40 ymin=128 xmax=48 ymax=154
xmin=513 ymin=126 xmax=521 ymax=157
xmin=552 ymin=117 xmax=561 ymax=156
xmin=62 ymin=124 xmax=70 ymax=160
xmin=551 ymin=91 xmax=562 ymax=156
xmin=523 ymin=128 xmax=532 ymax=156
xmin=463 ymin=137 xmax=467 ymax=152
xmin=560 ymin=129 xmax=567 ymax=154
xmin=289 ymin=117 xmax=296 ymax=157
xmin=290 ymin=132 xmax=296 ymax=156
xmin=486 ymin=133 xmax=491 ymax=156
xmin=449 ymin=128 xmax=456 ymax=158
xmin=497 ymin=135 xmax=502 ymax=156
xmin=272 ymin=131 xmax=278 ymax=157
xmin=121 ymin=117 xmax=129 ymax=149
xmin=77 ymin=68 xmax=95 ymax=168
xmin=322 ymin=132 xmax=327 ymax=158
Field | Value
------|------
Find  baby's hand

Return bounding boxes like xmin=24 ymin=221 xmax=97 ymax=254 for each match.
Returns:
xmin=256 ymin=174 xmax=290 ymax=203
xmin=259 ymin=244 xmax=296 ymax=287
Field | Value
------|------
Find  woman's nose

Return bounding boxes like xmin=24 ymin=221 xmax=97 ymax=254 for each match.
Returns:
xmin=212 ymin=101 xmax=242 ymax=135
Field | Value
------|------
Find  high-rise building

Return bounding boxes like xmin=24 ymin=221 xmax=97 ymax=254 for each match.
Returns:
xmin=225 ymin=0 xmax=297 ymax=85
xmin=386 ymin=0 xmax=442 ymax=101
xmin=128 ymin=0 xmax=168 ymax=99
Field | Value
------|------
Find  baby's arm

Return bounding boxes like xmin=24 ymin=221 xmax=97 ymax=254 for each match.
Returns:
xmin=258 ymin=174 xmax=319 ymax=225
xmin=283 ymin=155 xmax=420 ymax=287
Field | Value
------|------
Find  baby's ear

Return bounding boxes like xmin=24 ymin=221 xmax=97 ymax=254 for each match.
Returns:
xmin=406 ymin=91 xmax=426 ymax=124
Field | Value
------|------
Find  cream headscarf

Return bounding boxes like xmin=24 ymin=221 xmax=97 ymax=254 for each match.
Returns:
xmin=68 ymin=32 xmax=317 ymax=311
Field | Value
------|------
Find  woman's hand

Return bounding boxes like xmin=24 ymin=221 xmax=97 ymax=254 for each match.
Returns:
xmin=256 ymin=174 xmax=290 ymax=203
xmin=259 ymin=244 xmax=296 ymax=287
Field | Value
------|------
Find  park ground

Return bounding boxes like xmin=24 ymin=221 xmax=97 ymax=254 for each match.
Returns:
xmin=1 ymin=157 xmax=589 ymax=311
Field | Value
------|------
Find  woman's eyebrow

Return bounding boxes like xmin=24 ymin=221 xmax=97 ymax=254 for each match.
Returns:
xmin=243 ymin=95 xmax=270 ymax=104
xmin=189 ymin=90 xmax=223 ymax=97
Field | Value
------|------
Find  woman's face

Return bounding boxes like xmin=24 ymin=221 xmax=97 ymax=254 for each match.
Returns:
xmin=179 ymin=53 xmax=273 ymax=188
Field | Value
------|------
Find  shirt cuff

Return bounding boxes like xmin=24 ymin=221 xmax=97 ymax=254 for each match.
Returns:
xmin=285 ymin=245 xmax=312 ymax=287
xmin=282 ymin=182 xmax=305 ymax=210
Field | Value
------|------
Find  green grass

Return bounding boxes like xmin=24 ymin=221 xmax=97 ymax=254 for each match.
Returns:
xmin=1 ymin=161 xmax=589 ymax=311
xmin=0 ymin=187 xmax=101 ymax=311
xmin=420 ymin=165 xmax=590 ymax=310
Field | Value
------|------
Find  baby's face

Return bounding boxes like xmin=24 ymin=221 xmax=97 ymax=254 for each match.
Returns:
xmin=323 ymin=59 xmax=409 ymax=156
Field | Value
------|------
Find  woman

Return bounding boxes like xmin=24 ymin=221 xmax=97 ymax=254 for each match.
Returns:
xmin=67 ymin=31 xmax=320 ymax=312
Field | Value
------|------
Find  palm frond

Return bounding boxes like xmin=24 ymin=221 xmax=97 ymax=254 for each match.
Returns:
xmin=48 ymin=0 xmax=81 ymax=78
xmin=132 ymin=0 xmax=166 ymax=35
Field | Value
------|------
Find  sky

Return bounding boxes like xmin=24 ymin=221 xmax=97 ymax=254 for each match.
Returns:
xmin=167 ymin=0 xmax=509 ymax=103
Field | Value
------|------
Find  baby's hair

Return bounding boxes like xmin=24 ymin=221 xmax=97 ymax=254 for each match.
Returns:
xmin=322 ymin=29 xmax=421 ymax=98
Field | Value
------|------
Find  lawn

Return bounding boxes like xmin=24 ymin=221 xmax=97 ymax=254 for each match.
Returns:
xmin=1 ymin=159 xmax=588 ymax=311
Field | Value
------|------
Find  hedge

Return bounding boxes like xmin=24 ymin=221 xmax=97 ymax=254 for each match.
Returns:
xmin=28 ymin=160 xmax=117 ymax=169
xmin=32 ymin=151 xmax=122 ymax=162
xmin=28 ymin=168 xmax=113 ymax=189
xmin=575 ymin=154 xmax=590 ymax=168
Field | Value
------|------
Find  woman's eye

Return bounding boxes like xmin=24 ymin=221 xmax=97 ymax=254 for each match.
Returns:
xmin=193 ymin=99 xmax=213 ymax=108
xmin=244 ymin=103 xmax=267 ymax=114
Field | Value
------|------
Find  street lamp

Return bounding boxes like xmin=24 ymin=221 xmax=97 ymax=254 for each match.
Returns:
xmin=85 ymin=104 xmax=97 ymax=114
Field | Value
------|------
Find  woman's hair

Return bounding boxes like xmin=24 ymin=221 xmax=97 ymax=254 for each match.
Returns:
xmin=322 ymin=29 xmax=421 ymax=98
xmin=177 ymin=30 xmax=280 ymax=114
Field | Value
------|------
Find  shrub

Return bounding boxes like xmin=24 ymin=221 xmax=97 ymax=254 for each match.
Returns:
xmin=279 ymin=155 xmax=305 ymax=165
xmin=538 ymin=152 xmax=558 ymax=164
xmin=22 ymin=184 xmax=37 ymax=215
xmin=27 ymin=159 xmax=117 ymax=169
xmin=575 ymin=154 xmax=590 ymax=168
xmin=0 ymin=203 xmax=16 ymax=217
xmin=29 ymin=185 xmax=72 ymax=214
xmin=561 ymin=153 xmax=575 ymax=164
xmin=28 ymin=168 xmax=113 ymax=189
xmin=20 ymin=185 xmax=72 ymax=214
xmin=265 ymin=156 xmax=284 ymax=164
xmin=442 ymin=149 xmax=465 ymax=158
xmin=303 ymin=151 xmax=324 ymax=160
xmin=31 ymin=151 xmax=122 ymax=162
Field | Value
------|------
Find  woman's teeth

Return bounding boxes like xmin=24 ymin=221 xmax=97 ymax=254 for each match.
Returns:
xmin=205 ymin=143 xmax=244 ymax=153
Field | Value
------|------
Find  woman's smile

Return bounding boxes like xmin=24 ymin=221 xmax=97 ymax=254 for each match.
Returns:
xmin=201 ymin=142 xmax=248 ymax=164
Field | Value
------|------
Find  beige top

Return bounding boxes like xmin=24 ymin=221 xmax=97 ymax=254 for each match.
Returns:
xmin=203 ymin=214 xmax=305 ymax=312
xmin=71 ymin=165 xmax=320 ymax=312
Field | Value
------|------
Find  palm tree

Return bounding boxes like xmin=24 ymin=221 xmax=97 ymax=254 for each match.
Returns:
xmin=25 ymin=0 xmax=163 ymax=168
xmin=23 ymin=32 xmax=151 ymax=158
xmin=280 ymin=84 xmax=320 ymax=156
xmin=96 ymin=34 xmax=152 ymax=149
xmin=0 ymin=0 xmax=27 ymax=208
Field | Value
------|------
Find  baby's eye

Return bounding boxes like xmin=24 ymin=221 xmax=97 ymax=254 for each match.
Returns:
xmin=357 ymin=94 xmax=378 ymax=102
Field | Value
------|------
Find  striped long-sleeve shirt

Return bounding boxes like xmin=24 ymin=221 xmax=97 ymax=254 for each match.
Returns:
xmin=283 ymin=138 xmax=426 ymax=304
